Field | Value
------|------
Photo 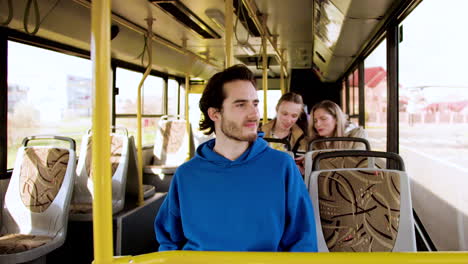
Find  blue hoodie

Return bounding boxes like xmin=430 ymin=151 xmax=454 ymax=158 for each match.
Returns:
xmin=154 ymin=133 xmax=318 ymax=252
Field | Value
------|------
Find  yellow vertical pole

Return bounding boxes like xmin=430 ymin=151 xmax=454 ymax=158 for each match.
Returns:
xmin=185 ymin=74 xmax=191 ymax=159
xmin=280 ymin=49 xmax=285 ymax=94
xmin=225 ymin=0 xmax=233 ymax=68
xmin=91 ymin=0 xmax=113 ymax=263
xmin=137 ymin=19 xmax=154 ymax=206
xmin=262 ymin=35 xmax=268 ymax=125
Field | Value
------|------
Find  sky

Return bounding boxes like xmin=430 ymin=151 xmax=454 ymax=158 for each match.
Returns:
xmin=365 ymin=0 xmax=468 ymax=89
xmin=8 ymin=42 xmax=174 ymax=122
xmin=8 ymin=42 xmax=91 ymax=121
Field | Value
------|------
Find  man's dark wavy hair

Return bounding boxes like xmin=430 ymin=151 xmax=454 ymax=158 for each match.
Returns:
xmin=199 ymin=64 xmax=256 ymax=135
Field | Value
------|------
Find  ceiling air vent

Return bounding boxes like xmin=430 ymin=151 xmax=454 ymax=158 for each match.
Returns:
xmin=235 ymin=55 xmax=279 ymax=68
xmin=233 ymin=0 xmax=266 ymax=37
xmin=150 ymin=0 xmax=221 ymax=39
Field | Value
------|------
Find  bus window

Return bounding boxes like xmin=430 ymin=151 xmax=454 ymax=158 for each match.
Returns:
xmin=399 ymin=0 xmax=468 ymax=251
xmin=257 ymin=89 xmax=282 ymax=121
xmin=348 ymin=68 xmax=359 ymax=123
xmin=179 ymin=80 xmax=186 ymax=117
xmin=168 ymin=78 xmax=179 ymax=116
xmin=116 ymin=68 xmax=163 ymax=145
xmin=116 ymin=68 xmax=142 ymax=115
xmin=188 ymin=93 xmax=206 ymax=147
xmin=364 ymin=39 xmax=388 ymax=152
xmin=341 ymin=80 xmax=347 ymax=115
xmin=142 ymin=75 xmax=164 ymax=115
xmin=7 ymin=40 xmax=91 ymax=168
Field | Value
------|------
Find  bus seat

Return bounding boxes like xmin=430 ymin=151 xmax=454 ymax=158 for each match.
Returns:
xmin=307 ymin=137 xmax=371 ymax=152
xmin=263 ymin=137 xmax=294 ymax=158
xmin=144 ymin=116 xmax=189 ymax=191
xmin=304 ymin=149 xmax=340 ymax=185
xmin=304 ymin=137 xmax=372 ymax=185
xmin=70 ymin=128 xmax=130 ymax=221
xmin=152 ymin=116 xmax=188 ymax=167
xmin=304 ymin=149 xmax=382 ymax=186
xmin=0 ymin=136 xmax=76 ymax=263
xmin=307 ymin=150 xmax=416 ymax=252
xmin=126 ymin=136 xmax=155 ymax=199
xmin=191 ymin=122 xmax=214 ymax=150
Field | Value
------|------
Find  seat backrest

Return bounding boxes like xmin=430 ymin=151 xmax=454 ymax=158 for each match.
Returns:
xmin=191 ymin=122 xmax=214 ymax=150
xmin=308 ymin=137 xmax=371 ymax=152
xmin=73 ymin=129 xmax=129 ymax=213
xmin=152 ymin=116 xmax=189 ymax=166
xmin=304 ymin=149 xmax=346 ymax=185
xmin=263 ymin=137 xmax=294 ymax=158
xmin=307 ymin=151 xmax=416 ymax=252
xmin=304 ymin=137 xmax=372 ymax=185
xmin=125 ymin=136 xmax=140 ymax=199
xmin=1 ymin=136 xmax=76 ymax=239
xmin=126 ymin=135 xmax=155 ymax=199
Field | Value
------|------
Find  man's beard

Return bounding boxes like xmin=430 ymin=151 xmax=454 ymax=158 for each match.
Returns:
xmin=221 ymin=118 xmax=258 ymax=142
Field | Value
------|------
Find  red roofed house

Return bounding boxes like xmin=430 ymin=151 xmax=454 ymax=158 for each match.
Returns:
xmin=349 ymin=67 xmax=388 ymax=123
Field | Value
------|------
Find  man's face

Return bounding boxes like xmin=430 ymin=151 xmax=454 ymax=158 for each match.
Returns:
xmin=215 ymin=80 xmax=260 ymax=142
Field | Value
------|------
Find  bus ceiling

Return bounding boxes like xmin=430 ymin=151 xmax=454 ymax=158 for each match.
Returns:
xmin=312 ymin=0 xmax=420 ymax=83
xmin=0 ymin=0 xmax=420 ymax=82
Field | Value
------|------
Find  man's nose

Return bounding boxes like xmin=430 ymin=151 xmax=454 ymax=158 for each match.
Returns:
xmin=248 ymin=104 xmax=259 ymax=119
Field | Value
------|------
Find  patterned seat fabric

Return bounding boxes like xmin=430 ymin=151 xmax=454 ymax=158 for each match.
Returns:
xmin=72 ymin=135 xmax=124 ymax=211
xmin=317 ymin=157 xmax=400 ymax=252
xmin=0 ymin=234 xmax=52 ymax=254
xmin=0 ymin=140 xmax=76 ymax=262
xmin=0 ymin=148 xmax=70 ymax=254
xmin=2 ymin=147 xmax=68 ymax=254
xmin=318 ymin=156 xmax=386 ymax=170
xmin=19 ymin=148 xmax=69 ymax=213
xmin=152 ymin=120 xmax=187 ymax=166
xmin=85 ymin=135 xmax=123 ymax=178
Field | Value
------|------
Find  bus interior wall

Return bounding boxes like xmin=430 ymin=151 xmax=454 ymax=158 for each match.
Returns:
xmin=290 ymin=69 xmax=342 ymax=113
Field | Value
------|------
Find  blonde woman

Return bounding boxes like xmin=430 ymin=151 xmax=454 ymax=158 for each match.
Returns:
xmin=261 ymin=92 xmax=308 ymax=155
xmin=308 ymin=100 xmax=367 ymax=150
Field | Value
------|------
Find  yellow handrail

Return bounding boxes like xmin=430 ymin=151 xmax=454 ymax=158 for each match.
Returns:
xmin=115 ymin=251 xmax=468 ymax=264
xmin=90 ymin=0 xmax=113 ymax=263
xmin=185 ymin=74 xmax=191 ymax=159
xmin=262 ymin=33 xmax=268 ymax=125
xmin=136 ymin=18 xmax=154 ymax=206
xmin=280 ymin=49 xmax=286 ymax=94
xmin=241 ymin=0 xmax=287 ymax=78
xmin=73 ymin=0 xmax=222 ymax=70
xmin=225 ymin=0 xmax=233 ymax=68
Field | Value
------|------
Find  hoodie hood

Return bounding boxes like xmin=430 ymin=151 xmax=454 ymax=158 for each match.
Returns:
xmin=195 ymin=132 xmax=268 ymax=167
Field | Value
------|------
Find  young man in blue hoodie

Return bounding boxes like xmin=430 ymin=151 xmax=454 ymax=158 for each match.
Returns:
xmin=154 ymin=64 xmax=318 ymax=252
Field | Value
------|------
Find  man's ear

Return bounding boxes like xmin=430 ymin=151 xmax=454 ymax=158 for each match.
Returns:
xmin=208 ymin=107 xmax=221 ymax=122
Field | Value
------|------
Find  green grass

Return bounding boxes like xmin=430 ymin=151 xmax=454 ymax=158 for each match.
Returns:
xmin=7 ymin=117 xmax=157 ymax=169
